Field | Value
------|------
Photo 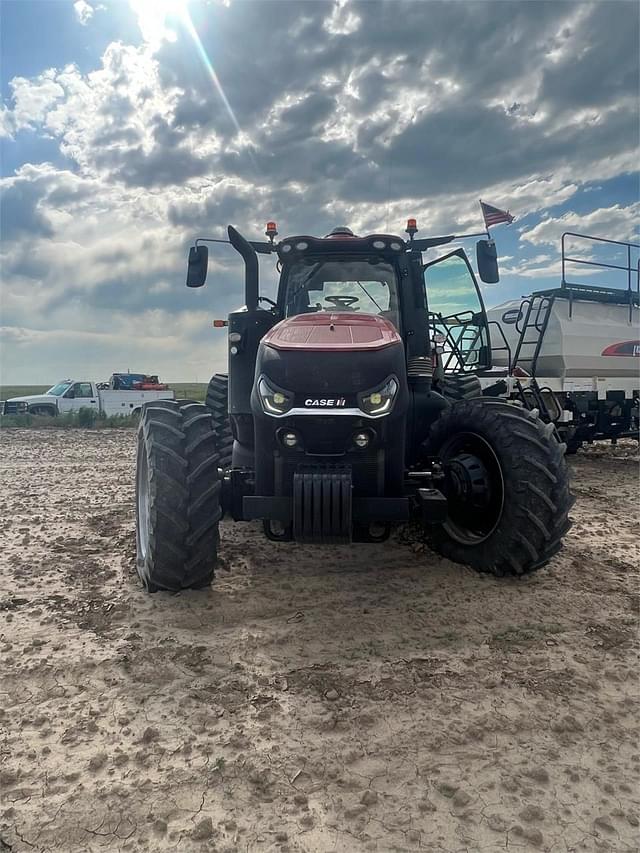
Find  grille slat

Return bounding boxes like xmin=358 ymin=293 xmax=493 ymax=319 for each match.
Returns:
xmin=279 ymin=451 xmax=382 ymax=497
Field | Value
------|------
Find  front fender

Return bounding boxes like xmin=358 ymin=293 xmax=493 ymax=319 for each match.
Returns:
xmin=26 ymin=402 xmax=58 ymax=416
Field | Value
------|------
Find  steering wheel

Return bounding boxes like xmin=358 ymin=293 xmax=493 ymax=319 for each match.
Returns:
xmin=258 ymin=296 xmax=277 ymax=308
xmin=324 ymin=295 xmax=360 ymax=309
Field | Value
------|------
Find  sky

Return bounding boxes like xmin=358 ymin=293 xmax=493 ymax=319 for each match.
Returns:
xmin=1 ymin=0 xmax=639 ymax=385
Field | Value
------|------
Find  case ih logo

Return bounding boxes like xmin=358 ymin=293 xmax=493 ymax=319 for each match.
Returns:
xmin=304 ymin=398 xmax=347 ymax=407
xmin=601 ymin=341 xmax=640 ymax=357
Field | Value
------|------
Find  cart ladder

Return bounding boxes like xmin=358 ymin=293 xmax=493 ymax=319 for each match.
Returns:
xmin=511 ymin=295 xmax=556 ymax=421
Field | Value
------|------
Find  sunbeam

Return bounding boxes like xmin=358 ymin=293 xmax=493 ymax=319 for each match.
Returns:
xmin=130 ymin=0 xmax=250 ymax=151
xmin=179 ymin=9 xmax=245 ymax=142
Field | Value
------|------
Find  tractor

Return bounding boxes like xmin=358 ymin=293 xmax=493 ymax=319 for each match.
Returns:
xmin=134 ymin=220 xmax=573 ymax=592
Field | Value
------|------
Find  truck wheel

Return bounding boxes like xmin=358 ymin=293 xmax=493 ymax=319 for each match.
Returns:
xmin=29 ymin=405 xmax=56 ymax=416
xmin=439 ymin=374 xmax=482 ymax=401
xmin=423 ymin=399 xmax=573 ymax=576
xmin=565 ymin=438 xmax=583 ymax=455
xmin=135 ymin=399 xmax=221 ymax=592
xmin=205 ymin=374 xmax=233 ymax=469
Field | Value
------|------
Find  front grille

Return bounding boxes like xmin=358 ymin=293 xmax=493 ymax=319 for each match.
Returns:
xmin=289 ymin=416 xmax=363 ymax=454
xmin=2 ymin=402 xmax=18 ymax=415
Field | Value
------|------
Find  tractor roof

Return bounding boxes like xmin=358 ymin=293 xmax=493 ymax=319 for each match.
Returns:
xmin=276 ymin=232 xmax=407 ymax=261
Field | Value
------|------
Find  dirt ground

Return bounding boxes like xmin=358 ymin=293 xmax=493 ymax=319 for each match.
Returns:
xmin=0 ymin=429 xmax=638 ymax=853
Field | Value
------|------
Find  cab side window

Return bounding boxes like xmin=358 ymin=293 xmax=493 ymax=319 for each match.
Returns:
xmin=74 ymin=383 xmax=94 ymax=398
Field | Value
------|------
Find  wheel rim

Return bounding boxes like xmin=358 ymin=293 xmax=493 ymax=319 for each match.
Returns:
xmin=439 ymin=431 xmax=504 ymax=545
xmin=136 ymin=442 xmax=150 ymax=562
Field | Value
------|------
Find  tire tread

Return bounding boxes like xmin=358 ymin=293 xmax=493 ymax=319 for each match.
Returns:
xmin=205 ymin=374 xmax=233 ymax=469
xmin=422 ymin=399 xmax=573 ymax=576
xmin=135 ymin=400 xmax=220 ymax=592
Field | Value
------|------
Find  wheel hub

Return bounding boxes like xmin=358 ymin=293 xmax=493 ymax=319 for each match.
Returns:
xmin=447 ymin=452 xmax=492 ymax=509
xmin=438 ymin=432 xmax=505 ymax=546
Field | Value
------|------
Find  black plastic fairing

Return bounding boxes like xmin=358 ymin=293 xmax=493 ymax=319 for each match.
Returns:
xmin=228 ymin=309 xmax=281 ymax=420
xmin=251 ymin=336 xmax=408 ymax=499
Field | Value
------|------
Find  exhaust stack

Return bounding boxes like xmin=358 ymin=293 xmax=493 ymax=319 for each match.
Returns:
xmin=228 ymin=225 xmax=259 ymax=311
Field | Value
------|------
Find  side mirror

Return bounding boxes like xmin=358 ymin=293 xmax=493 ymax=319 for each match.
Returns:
xmin=476 ymin=239 xmax=499 ymax=284
xmin=186 ymin=245 xmax=208 ymax=288
xmin=65 ymin=389 xmax=75 ymax=399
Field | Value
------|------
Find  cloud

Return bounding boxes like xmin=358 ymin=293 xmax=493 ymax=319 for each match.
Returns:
xmin=520 ymin=203 xmax=640 ymax=246
xmin=9 ymin=72 xmax=65 ymax=131
xmin=0 ymin=0 xmax=638 ymax=381
xmin=0 ymin=173 xmax=55 ymax=241
xmin=5 ymin=3 xmax=638 ymax=210
xmin=324 ymin=0 xmax=361 ymax=36
xmin=73 ymin=0 xmax=94 ymax=25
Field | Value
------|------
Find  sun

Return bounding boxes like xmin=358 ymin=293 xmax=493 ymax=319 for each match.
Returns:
xmin=128 ymin=0 xmax=247 ymax=145
xmin=129 ymin=0 xmax=193 ymax=47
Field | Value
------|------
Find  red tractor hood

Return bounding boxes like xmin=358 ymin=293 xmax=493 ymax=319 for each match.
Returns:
xmin=263 ymin=313 xmax=401 ymax=352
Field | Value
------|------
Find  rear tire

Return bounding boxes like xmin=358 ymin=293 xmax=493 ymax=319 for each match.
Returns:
xmin=439 ymin=374 xmax=482 ymax=402
xmin=135 ymin=399 xmax=221 ymax=592
xmin=205 ymin=374 xmax=233 ymax=469
xmin=423 ymin=399 xmax=573 ymax=576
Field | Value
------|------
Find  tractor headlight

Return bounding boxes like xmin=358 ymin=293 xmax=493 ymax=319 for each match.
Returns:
xmin=358 ymin=377 xmax=399 ymax=417
xmin=257 ymin=377 xmax=294 ymax=416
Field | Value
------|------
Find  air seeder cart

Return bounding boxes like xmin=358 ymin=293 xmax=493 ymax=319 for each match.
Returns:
xmin=135 ymin=221 xmax=573 ymax=592
xmin=483 ymin=232 xmax=639 ymax=453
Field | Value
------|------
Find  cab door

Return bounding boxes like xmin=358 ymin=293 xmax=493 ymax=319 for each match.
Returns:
xmin=423 ymin=249 xmax=491 ymax=372
xmin=62 ymin=382 xmax=99 ymax=412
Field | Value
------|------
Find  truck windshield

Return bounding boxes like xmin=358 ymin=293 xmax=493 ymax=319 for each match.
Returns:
xmin=284 ymin=258 xmax=399 ymax=328
xmin=47 ymin=382 xmax=72 ymax=396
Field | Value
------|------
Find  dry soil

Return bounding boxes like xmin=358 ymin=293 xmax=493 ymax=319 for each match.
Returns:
xmin=0 ymin=429 xmax=638 ymax=853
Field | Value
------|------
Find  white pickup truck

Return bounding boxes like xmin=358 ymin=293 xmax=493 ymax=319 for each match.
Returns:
xmin=2 ymin=378 xmax=175 ymax=417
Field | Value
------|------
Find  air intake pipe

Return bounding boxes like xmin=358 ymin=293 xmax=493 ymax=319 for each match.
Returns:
xmin=228 ymin=225 xmax=259 ymax=311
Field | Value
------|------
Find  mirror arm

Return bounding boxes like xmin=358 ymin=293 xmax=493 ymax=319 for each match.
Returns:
xmin=450 ymin=231 xmax=490 ymax=240
xmin=251 ymin=241 xmax=277 ymax=255
xmin=411 ymin=235 xmax=455 ymax=251
xmin=411 ymin=231 xmax=490 ymax=252
xmin=194 ymin=237 xmax=276 ymax=255
xmin=195 ymin=237 xmax=231 ymax=247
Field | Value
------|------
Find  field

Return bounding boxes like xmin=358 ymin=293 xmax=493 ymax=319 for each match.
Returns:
xmin=0 ymin=385 xmax=49 ymax=400
xmin=0 ymin=383 xmax=208 ymax=403
xmin=0 ymin=429 xmax=638 ymax=853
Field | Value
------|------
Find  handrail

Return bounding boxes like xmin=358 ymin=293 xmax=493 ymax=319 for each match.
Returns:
xmin=561 ymin=231 xmax=640 ymax=294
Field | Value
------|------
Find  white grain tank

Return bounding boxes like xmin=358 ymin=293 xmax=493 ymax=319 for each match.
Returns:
xmin=487 ymin=290 xmax=640 ymax=379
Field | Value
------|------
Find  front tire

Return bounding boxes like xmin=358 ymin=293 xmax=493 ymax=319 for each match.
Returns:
xmin=29 ymin=406 xmax=56 ymax=417
xmin=135 ymin=400 xmax=221 ymax=592
xmin=423 ymin=399 xmax=573 ymax=576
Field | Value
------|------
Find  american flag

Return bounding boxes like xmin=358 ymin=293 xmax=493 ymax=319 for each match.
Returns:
xmin=480 ymin=200 xmax=515 ymax=228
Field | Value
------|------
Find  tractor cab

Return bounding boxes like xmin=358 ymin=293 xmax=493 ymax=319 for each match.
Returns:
xmin=187 ymin=219 xmax=495 ymax=377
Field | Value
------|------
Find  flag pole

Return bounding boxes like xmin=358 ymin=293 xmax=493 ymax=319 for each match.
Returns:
xmin=479 ymin=199 xmax=491 ymax=240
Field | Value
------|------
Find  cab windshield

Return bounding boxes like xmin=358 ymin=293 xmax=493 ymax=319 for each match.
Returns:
xmin=47 ymin=382 xmax=72 ymax=396
xmin=284 ymin=258 xmax=399 ymax=328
